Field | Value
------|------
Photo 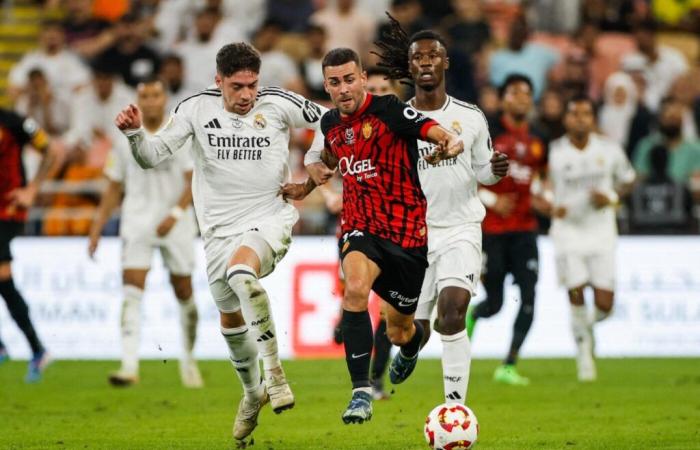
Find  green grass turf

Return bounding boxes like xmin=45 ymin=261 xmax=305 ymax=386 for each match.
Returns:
xmin=1 ymin=358 xmax=698 ymax=449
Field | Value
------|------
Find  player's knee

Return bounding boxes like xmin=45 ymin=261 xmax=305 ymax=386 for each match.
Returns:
xmin=342 ymin=276 xmax=371 ymax=310
xmin=438 ymin=300 xmax=469 ymax=335
xmin=123 ymin=271 xmax=146 ymax=290
xmin=220 ymin=310 xmax=245 ymax=328
xmin=227 ymin=265 xmax=263 ymax=298
xmin=172 ymin=278 xmax=193 ymax=301
xmin=0 ymin=262 xmax=11 ymax=280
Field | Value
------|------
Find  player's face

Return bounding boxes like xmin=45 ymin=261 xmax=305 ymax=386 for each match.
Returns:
xmin=137 ymin=81 xmax=167 ymax=121
xmin=409 ymin=39 xmax=448 ymax=92
xmin=366 ymin=75 xmax=396 ymax=96
xmin=323 ymin=61 xmax=367 ymax=116
xmin=217 ymin=70 xmax=259 ymax=115
xmin=502 ymin=81 xmax=533 ymax=120
xmin=564 ymin=101 xmax=595 ymax=137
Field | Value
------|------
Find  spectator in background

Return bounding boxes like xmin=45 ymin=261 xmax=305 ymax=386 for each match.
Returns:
xmin=633 ymin=97 xmax=700 ymax=195
xmin=97 ymin=13 xmax=161 ymax=88
xmin=252 ymin=20 xmax=306 ymax=94
xmin=158 ymin=54 xmax=198 ymax=111
xmin=8 ymin=20 xmax=90 ymax=104
xmin=14 ymin=69 xmax=71 ymax=137
xmin=478 ymin=85 xmax=500 ymax=127
xmin=599 ymin=72 xmax=653 ymax=158
xmin=173 ymin=7 xmax=233 ymax=92
xmin=534 ymin=89 xmax=566 ymax=144
xmin=61 ymin=0 xmax=115 ymax=59
xmin=551 ymin=52 xmax=590 ymax=101
xmin=300 ymin=24 xmax=329 ymax=101
xmin=377 ymin=0 xmax=431 ymax=42
xmin=310 ymin=0 xmax=376 ymax=58
xmin=621 ymin=20 xmax=688 ymax=112
xmin=652 ymin=0 xmax=700 ymax=31
xmin=438 ymin=0 xmax=488 ymax=102
xmin=62 ymin=62 xmax=134 ymax=168
xmin=266 ymin=0 xmax=316 ymax=32
xmin=526 ymin=0 xmax=581 ymax=34
xmin=581 ymin=0 xmax=647 ymax=32
xmin=668 ymin=74 xmax=699 ymax=142
xmin=489 ymin=17 xmax=559 ymax=101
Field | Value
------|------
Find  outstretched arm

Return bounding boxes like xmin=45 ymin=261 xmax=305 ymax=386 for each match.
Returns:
xmin=115 ymin=104 xmax=192 ymax=169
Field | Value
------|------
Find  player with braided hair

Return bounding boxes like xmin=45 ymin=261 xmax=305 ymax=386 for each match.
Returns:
xmin=374 ymin=18 xmax=509 ymax=404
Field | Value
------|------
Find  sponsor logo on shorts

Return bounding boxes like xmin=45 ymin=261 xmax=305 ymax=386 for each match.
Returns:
xmin=389 ymin=290 xmax=418 ymax=307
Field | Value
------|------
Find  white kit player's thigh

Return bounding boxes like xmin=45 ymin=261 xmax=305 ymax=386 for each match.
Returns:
xmin=435 ymin=240 xmax=482 ymax=297
xmin=588 ymin=251 xmax=616 ymax=291
xmin=555 ymin=252 xmax=590 ymax=289
xmin=121 ymin=235 xmax=155 ymax=271
xmin=415 ymin=259 xmax=438 ymax=321
xmin=204 ymin=235 xmax=243 ymax=313
xmin=241 ymin=209 xmax=296 ymax=278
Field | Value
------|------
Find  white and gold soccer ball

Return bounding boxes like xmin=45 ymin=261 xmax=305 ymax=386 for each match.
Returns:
xmin=424 ymin=403 xmax=479 ymax=450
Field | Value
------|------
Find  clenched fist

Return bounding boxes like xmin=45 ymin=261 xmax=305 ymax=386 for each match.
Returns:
xmin=115 ymin=104 xmax=142 ymax=131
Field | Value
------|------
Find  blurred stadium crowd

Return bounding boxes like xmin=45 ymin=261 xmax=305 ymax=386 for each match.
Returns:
xmin=2 ymin=0 xmax=699 ymax=236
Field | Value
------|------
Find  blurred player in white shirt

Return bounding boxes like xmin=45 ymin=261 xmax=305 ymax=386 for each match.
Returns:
xmin=545 ymin=95 xmax=635 ymax=382
xmin=89 ymin=78 xmax=201 ymax=388
xmin=114 ymin=43 xmax=327 ymax=443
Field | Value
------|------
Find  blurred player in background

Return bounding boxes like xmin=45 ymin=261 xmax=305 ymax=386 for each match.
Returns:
xmin=88 ymin=78 xmax=202 ymax=388
xmin=0 ymin=109 xmax=54 ymax=382
xmin=288 ymin=47 xmax=465 ymax=424
xmin=329 ymin=66 xmax=402 ymax=401
xmin=374 ymin=22 xmax=507 ymax=405
xmin=545 ymin=95 xmax=635 ymax=382
xmin=465 ymin=74 xmax=547 ymax=386
xmin=115 ymin=43 xmax=327 ymax=443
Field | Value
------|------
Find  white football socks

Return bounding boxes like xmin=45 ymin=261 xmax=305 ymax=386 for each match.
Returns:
xmin=227 ymin=264 xmax=282 ymax=376
xmin=120 ymin=285 xmax=143 ymax=376
xmin=222 ymin=326 xmax=263 ymax=399
xmin=178 ymin=296 xmax=198 ymax=359
xmin=441 ymin=330 xmax=471 ymax=404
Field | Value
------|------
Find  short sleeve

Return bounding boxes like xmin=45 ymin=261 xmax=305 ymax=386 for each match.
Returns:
xmin=381 ymin=95 xmax=437 ymax=140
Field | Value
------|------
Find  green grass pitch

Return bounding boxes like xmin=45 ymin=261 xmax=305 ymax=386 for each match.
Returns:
xmin=1 ymin=358 xmax=698 ymax=449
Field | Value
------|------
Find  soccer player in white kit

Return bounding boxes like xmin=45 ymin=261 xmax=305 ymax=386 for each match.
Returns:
xmin=373 ymin=26 xmax=508 ymax=404
xmin=545 ymin=95 xmax=635 ymax=382
xmin=88 ymin=78 xmax=202 ymax=388
xmin=114 ymin=43 xmax=326 ymax=442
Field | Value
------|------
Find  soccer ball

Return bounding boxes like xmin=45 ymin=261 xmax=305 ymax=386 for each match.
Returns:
xmin=424 ymin=403 xmax=479 ymax=450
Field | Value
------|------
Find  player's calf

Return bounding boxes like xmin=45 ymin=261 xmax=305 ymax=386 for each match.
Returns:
xmin=388 ymin=320 xmax=424 ymax=384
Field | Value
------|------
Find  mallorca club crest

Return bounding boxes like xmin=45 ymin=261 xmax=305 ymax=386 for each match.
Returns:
xmin=362 ymin=121 xmax=372 ymax=139
xmin=254 ymin=113 xmax=267 ymax=130
xmin=345 ymin=127 xmax=356 ymax=145
xmin=451 ymin=121 xmax=462 ymax=135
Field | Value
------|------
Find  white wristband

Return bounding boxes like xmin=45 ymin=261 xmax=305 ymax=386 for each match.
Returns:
xmin=478 ymin=189 xmax=498 ymax=208
xmin=169 ymin=206 xmax=184 ymax=219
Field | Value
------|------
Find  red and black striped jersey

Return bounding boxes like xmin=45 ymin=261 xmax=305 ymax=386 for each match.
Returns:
xmin=0 ymin=109 xmax=48 ymax=222
xmin=321 ymin=93 xmax=438 ymax=248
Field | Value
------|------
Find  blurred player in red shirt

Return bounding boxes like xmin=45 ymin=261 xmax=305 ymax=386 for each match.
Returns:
xmin=0 ymin=108 xmax=54 ymax=382
xmin=466 ymin=75 xmax=549 ymax=385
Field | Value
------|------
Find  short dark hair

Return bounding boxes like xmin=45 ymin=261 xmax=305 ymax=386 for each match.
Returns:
xmin=216 ymin=42 xmax=261 ymax=77
xmin=409 ymin=30 xmax=447 ymax=48
xmin=137 ymin=75 xmax=165 ymax=88
xmin=499 ymin=73 xmax=533 ymax=98
xmin=566 ymin=94 xmax=595 ymax=113
xmin=322 ymin=48 xmax=361 ymax=71
xmin=161 ymin=53 xmax=183 ymax=66
xmin=658 ymin=96 xmax=681 ymax=112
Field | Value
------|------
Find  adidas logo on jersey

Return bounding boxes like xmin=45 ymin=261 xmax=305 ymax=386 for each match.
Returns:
xmin=204 ymin=118 xmax=222 ymax=129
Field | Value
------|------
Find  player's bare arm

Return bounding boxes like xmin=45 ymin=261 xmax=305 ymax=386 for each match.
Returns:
xmin=280 ymin=177 xmax=317 ymax=201
xmin=157 ymin=171 xmax=193 ymax=237
xmin=88 ymin=179 xmax=124 ymax=259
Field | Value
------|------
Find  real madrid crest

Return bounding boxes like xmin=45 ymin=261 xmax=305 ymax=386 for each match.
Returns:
xmin=254 ymin=113 xmax=267 ymax=130
xmin=362 ymin=121 xmax=372 ymax=139
xmin=451 ymin=121 xmax=462 ymax=135
xmin=231 ymin=117 xmax=243 ymax=128
xmin=345 ymin=127 xmax=355 ymax=145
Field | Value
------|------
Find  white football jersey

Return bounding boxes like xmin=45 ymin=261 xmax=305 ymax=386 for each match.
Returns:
xmin=548 ymin=133 xmax=635 ymax=253
xmin=105 ymin=127 xmax=196 ymax=239
xmin=411 ymin=96 xmax=494 ymax=249
xmin=126 ymin=86 xmax=326 ymax=238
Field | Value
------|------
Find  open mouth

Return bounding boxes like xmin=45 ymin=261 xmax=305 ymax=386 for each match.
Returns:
xmin=419 ymin=72 xmax=435 ymax=81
